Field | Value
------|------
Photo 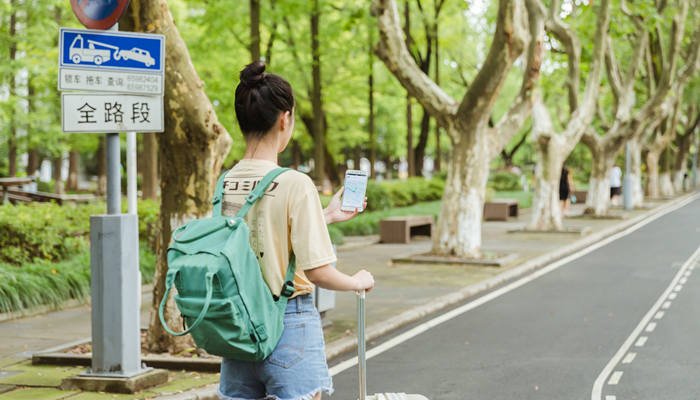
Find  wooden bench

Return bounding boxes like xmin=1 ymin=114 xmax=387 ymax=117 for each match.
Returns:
xmin=572 ymin=190 xmax=587 ymax=203
xmin=379 ymin=215 xmax=434 ymax=244
xmin=483 ymin=199 xmax=519 ymax=221
xmin=7 ymin=189 xmax=95 ymax=205
xmin=0 ymin=177 xmax=35 ymax=205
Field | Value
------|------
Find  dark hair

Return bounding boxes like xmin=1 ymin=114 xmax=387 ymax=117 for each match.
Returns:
xmin=235 ymin=61 xmax=295 ymax=139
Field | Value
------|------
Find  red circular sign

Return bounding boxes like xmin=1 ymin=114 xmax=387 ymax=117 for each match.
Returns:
xmin=70 ymin=0 xmax=130 ymax=30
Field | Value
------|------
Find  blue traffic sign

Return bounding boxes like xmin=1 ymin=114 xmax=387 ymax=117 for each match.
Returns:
xmin=59 ymin=28 xmax=164 ymax=74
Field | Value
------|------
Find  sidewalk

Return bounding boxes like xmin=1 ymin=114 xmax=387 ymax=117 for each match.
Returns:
xmin=0 ymin=195 xmax=691 ymax=399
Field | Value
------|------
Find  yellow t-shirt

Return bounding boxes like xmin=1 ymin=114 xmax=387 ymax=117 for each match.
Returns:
xmin=221 ymin=159 xmax=337 ymax=298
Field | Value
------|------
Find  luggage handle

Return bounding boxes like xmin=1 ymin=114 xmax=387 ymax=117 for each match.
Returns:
xmin=159 ymin=271 xmax=214 ymax=336
xmin=357 ymin=290 xmax=367 ymax=400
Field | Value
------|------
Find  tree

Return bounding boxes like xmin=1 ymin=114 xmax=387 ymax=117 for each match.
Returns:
xmin=527 ymin=0 xmax=611 ymax=231
xmin=120 ymin=0 xmax=232 ymax=354
xmin=644 ymin=100 xmax=681 ymax=198
xmin=373 ymin=0 xmax=543 ymax=257
xmin=141 ymin=133 xmax=158 ymax=200
xmin=672 ymin=104 xmax=700 ymax=191
xmin=581 ymin=0 xmax=700 ymax=215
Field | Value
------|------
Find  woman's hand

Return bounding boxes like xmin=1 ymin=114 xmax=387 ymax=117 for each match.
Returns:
xmin=323 ymin=187 xmax=368 ymax=224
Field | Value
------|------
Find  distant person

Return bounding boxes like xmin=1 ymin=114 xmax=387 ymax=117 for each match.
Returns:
xmin=610 ymin=164 xmax=622 ymax=205
xmin=559 ymin=165 xmax=575 ymax=216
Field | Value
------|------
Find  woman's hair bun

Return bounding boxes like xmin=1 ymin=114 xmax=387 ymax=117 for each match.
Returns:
xmin=240 ymin=61 xmax=266 ymax=87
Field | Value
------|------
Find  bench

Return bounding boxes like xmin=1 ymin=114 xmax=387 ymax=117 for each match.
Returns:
xmin=572 ymin=190 xmax=587 ymax=203
xmin=379 ymin=215 xmax=434 ymax=244
xmin=7 ymin=189 xmax=95 ymax=205
xmin=483 ymin=199 xmax=519 ymax=221
xmin=0 ymin=177 xmax=35 ymax=205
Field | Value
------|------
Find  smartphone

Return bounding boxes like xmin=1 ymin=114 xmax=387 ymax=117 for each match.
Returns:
xmin=341 ymin=170 xmax=369 ymax=212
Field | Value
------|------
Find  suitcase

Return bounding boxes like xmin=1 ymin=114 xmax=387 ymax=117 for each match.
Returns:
xmin=356 ymin=291 xmax=429 ymax=400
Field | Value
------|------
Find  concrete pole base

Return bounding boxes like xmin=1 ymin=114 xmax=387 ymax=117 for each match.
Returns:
xmin=60 ymin=368 xmax=168 ymax=394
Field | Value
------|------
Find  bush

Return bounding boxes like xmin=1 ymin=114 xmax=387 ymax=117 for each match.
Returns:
xmin=365 ymin=180 xmax=393 ymax=211
xmin=488 ymin=171 xmax=521 ymax=191
xmin=0 ymin=203 xmax=96 ymax=265
xmin=327 ymin=224 xmax=345 ymax=245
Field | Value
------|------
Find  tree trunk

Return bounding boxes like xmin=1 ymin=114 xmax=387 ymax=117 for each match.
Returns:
xmin=659 ymin=147 xmax=674 ymax=196
xmin=52 ymin=155 xmax=64 ymax=195
xmin=310 ymin=0 xmax=325 ymax=184
xmin=368 ymin=23 xmax=376 ymax=179
xmin=121 ymin=0 xmax=232 ymax=354
xmin=413 ymin=108 xmax=430 ymax=176
xmin=26 ymin=150 xmax=39 ymax=176
xmin=97 ymin=137 xmax=107 ymax=196
xmin=7 ymin=2 xmax=17 ymax=177
xmin=406 ymin=94 xmax=414 ymax=176
xmin=433 ymin=131 xmax=489 ymax=258
xmin=66 ymin=150 xmax=79 ymax=191
xmin=586 ymin=151 xmax=614 ymax=215
xmin=527 ymin=136 xmax=566 ymax=231
xmin=249 ymin=0 xmax=261 ymax=61
xmin=434 ymin=19 xmax=441 ymax=173
xmin=141 ymin=132 xmax=158 ymax=200
xmin=646 ymin=150 xmax=660 ymax=198
xmin=627 ymin=138 xmax=644 ymax=207
xmin=673 ymin=133 xmax=692 ymax=192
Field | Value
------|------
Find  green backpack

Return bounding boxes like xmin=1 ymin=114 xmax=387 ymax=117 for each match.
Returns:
xmin=159 ymin=167 xmax=296 ymax=361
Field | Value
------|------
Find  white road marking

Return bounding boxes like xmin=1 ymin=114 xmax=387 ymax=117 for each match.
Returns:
xmin=605 ymin=396 xmax=616 ymax=400
xmin=654 ymin=311 xmax=665 ymax=319
xmin=328 ymin=195 xmax=700 ymax=385
xmin=669 ymin=292 xmax=677 ymax=300
xmin=674 ymin=284 xmax=683 ymax=291
xmin=635 ymin=336 xmax=648 ymax=347
xmin=622 ymin=352 xmax=636 ymax=364
xmin=608 ymin=371 xmax=623 ymax=385
xmin=591 ymin=244 xmax=700 ymax=400
xmin=680 ymin=277 xmax=688 ymax=284
xmin=645 ymin=322 xmax=657 ymax=332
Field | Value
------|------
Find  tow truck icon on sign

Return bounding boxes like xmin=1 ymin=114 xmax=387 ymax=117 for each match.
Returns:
xmin=69 ymin=34 xmax=155 ymax=67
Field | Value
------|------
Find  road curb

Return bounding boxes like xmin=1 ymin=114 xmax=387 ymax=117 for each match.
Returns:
xmin=153 ymin=385 xmax=218 ymax=400
xmin=323 ymin=192 xmax=699 ymax=361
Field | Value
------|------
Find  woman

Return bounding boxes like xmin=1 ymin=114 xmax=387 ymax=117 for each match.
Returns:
xmin=559 ymin=165 xmax=575 ymax=216
xmin=218 ymin=61 xmax=375 ymax=400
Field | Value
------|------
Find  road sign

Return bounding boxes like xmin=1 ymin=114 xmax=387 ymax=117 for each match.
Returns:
xmin=59 ymin=28 xmax=164 ymax=74
xmin=62 ymin=93 xmax=163 ymax=133
xmin=59 ymin=68 xmax=163 ymax=95
xmin=70 ymin=0 xmax=130 ymax=30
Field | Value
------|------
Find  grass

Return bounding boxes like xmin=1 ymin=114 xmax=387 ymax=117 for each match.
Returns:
xmin=0 ymin=243 xmax=156 ymax=315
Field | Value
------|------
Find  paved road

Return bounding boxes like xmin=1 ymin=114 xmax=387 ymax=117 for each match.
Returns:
xmin=330 ymin=195 xmax=700 ymax=400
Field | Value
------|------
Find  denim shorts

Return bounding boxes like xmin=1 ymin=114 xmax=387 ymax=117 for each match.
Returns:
xmin=218 ymin=294 xmax=334 ymax=400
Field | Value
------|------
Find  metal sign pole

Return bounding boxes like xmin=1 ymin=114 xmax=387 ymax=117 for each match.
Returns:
xmin=60 ymin=2 xmax=168 ymax=391
xmin=126 ymin=131 xmax=137 ymax=214
xmin=87 ymin=22 xmax=143 ymax=379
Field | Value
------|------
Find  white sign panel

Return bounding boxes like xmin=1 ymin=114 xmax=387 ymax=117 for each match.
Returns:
xmin=59 ymin=68 xmax=163 ymax=95
xmin=62 ymin=93 xmax=163 ymax=133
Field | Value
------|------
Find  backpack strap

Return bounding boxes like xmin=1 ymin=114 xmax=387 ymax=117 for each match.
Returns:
xmin=276 ymin=254 xmax=297 ymax=300
xmin=236 ymin=167 xmax=291 ymax=219
xmin=211 ymin=170 xmax=229 ymax=217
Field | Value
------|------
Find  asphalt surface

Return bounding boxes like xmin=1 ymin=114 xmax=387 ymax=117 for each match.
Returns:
xmin=329 ymin=195 xmax=700 ymax=400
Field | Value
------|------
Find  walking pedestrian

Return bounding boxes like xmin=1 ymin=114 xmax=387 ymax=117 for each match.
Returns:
xmin=559 ymin=165 xmax=574 ymax=216
xmin=217 ymin=61 xmax=374 ymax=400
xmin=610 ymin=164 xmax=622 ymax=205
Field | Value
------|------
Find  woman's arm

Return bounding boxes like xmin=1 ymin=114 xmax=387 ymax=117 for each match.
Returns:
xmin=305 ymin=265 xmax=375 ymax=292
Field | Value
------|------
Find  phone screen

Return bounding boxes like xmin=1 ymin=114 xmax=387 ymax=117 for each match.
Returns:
xmin=341 ymin=171 xmax=368 ymax=211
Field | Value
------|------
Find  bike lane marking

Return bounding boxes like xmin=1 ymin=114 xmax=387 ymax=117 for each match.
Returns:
xmin=330 ymin=194 xmax=700 ymax=378
xmin=590 ymin=244 xmax=700 ymax=400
